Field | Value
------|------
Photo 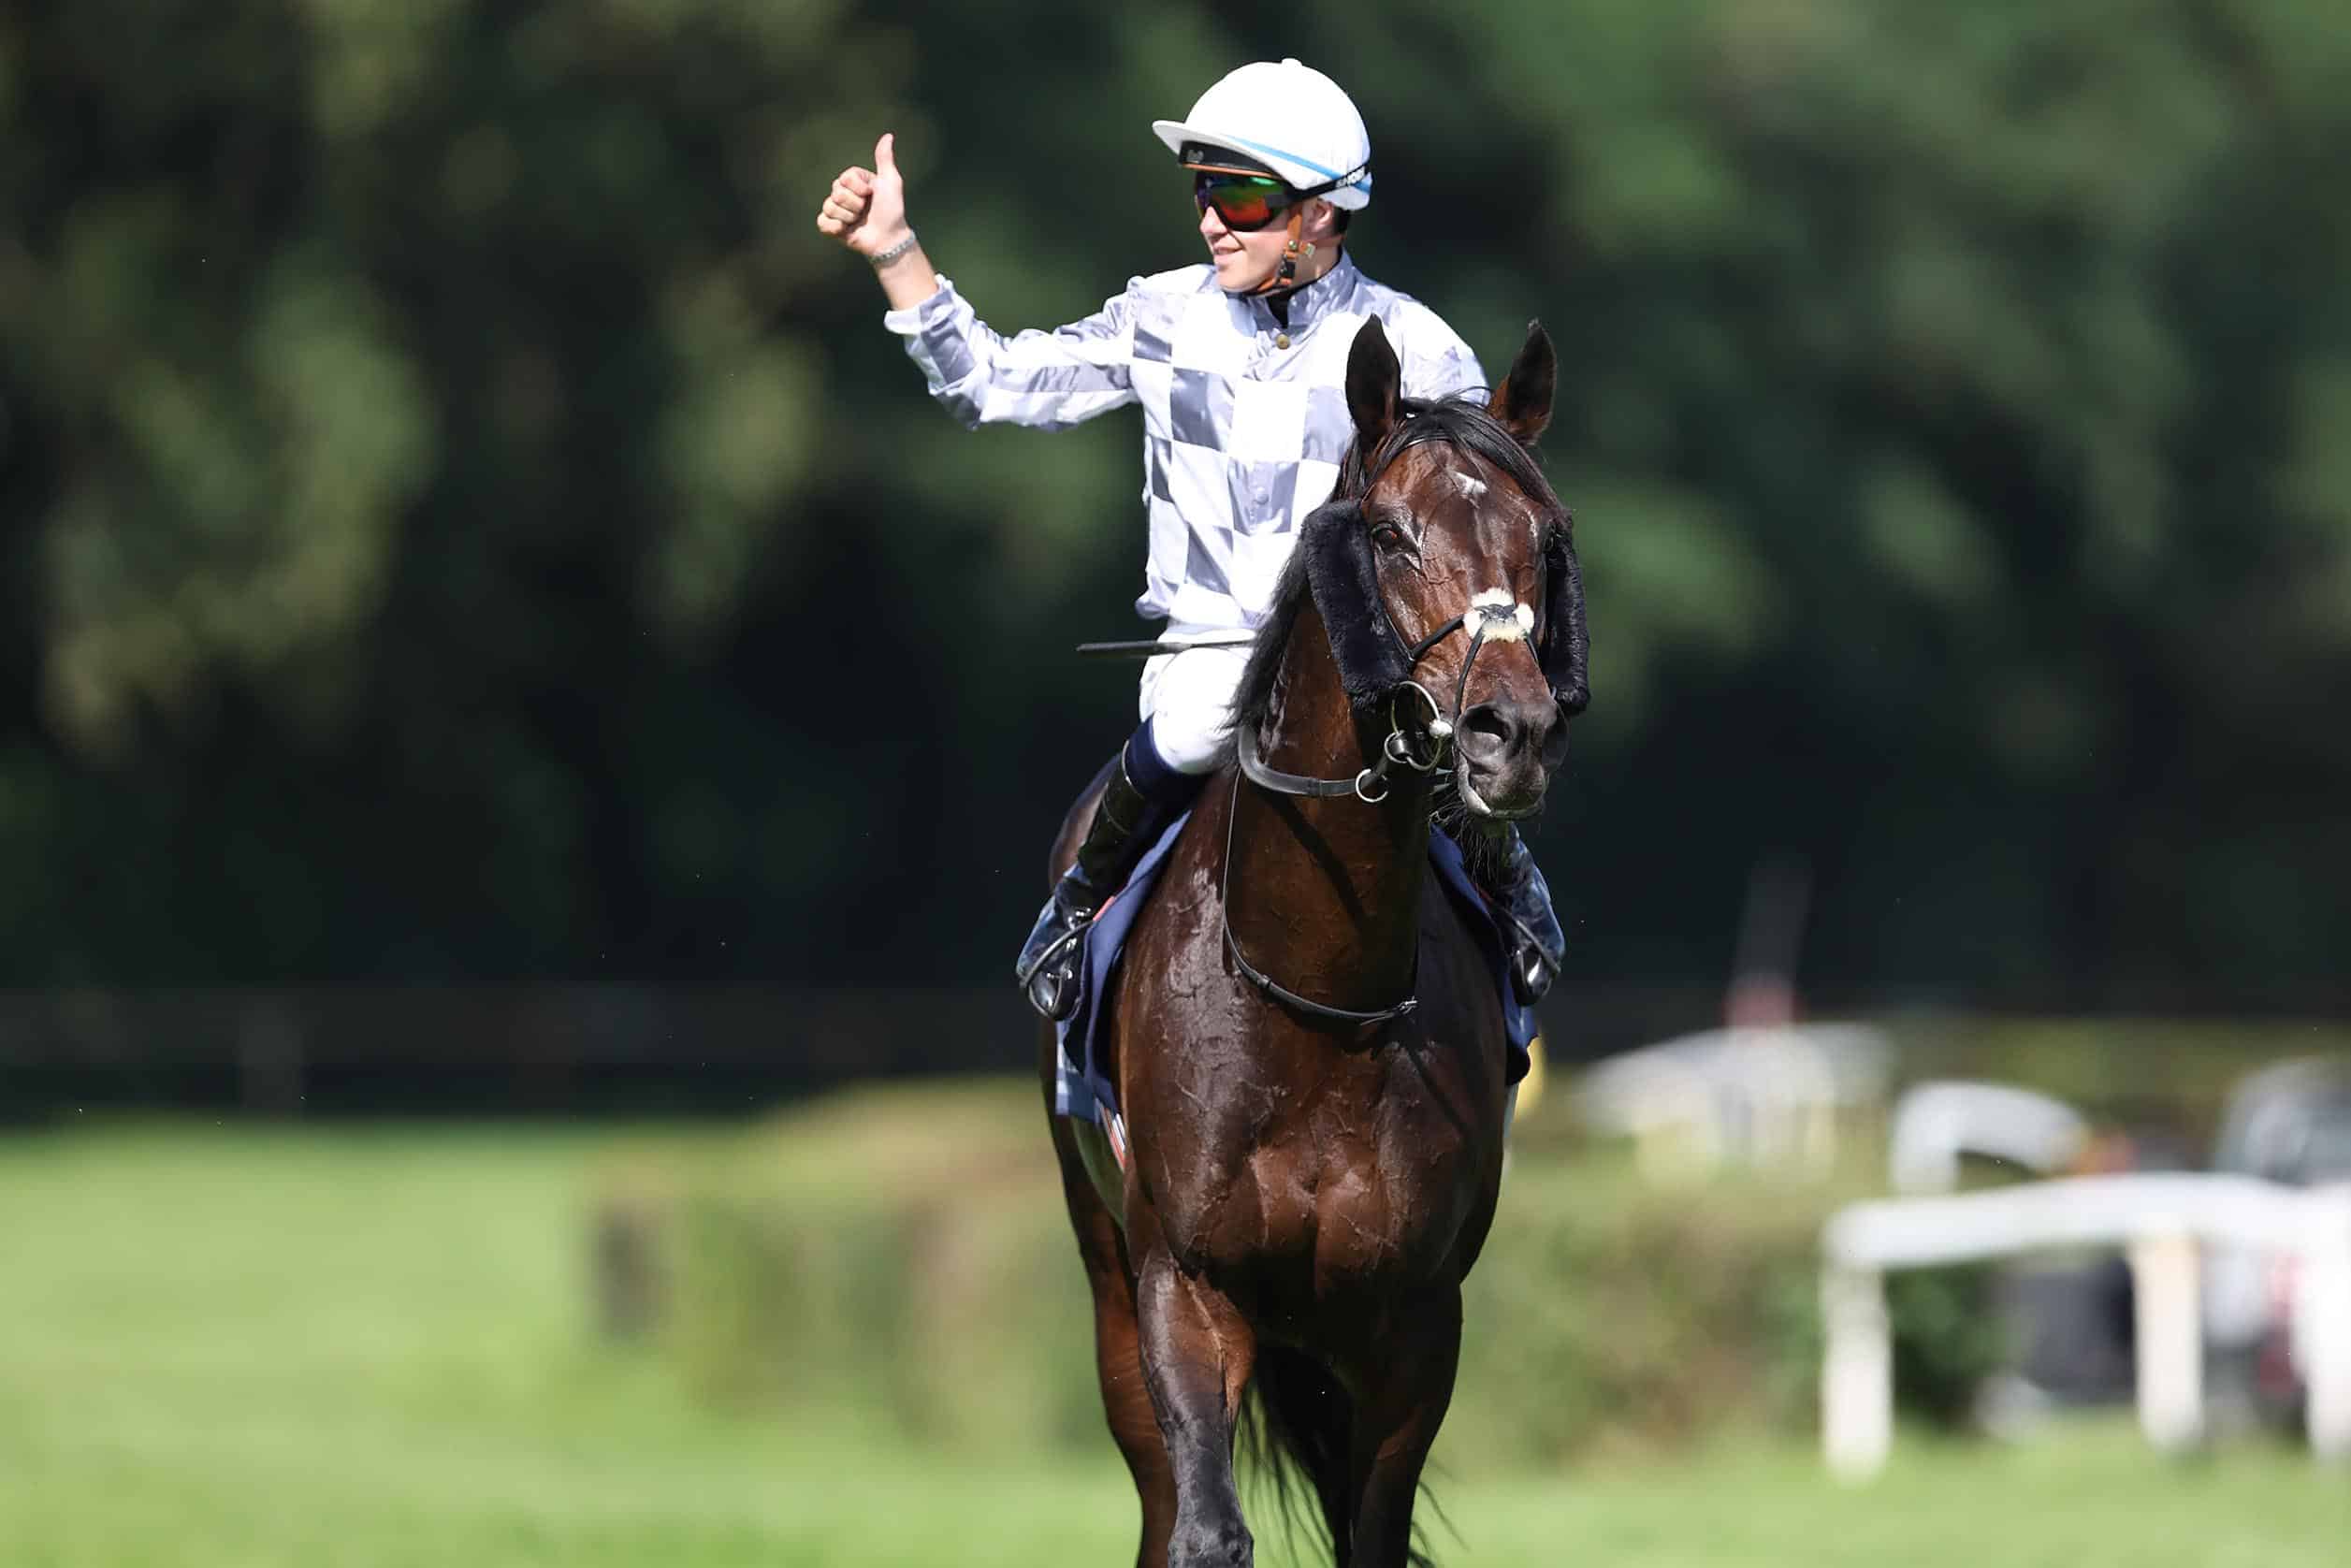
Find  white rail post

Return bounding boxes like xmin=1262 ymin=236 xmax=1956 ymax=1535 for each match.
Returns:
xmin=2128 ymin=1229 xmax=2204 ymax=1454
xmin=2301 ymin=1191 xmax=2351 ymax=1464
xmin=1821 ymin=1262 xmax=1892 ymax=1481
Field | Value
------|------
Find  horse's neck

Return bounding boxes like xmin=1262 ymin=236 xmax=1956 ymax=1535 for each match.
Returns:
xmin=1226 ymin=606 xmax=1429 ymax=1012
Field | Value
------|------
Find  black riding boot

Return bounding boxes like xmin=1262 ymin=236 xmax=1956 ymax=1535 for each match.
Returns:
xmin=1015 ymin=728 xmax=1202 ymax=1021
xmin=1481 ymin=825 xmax=1566 ymax=1005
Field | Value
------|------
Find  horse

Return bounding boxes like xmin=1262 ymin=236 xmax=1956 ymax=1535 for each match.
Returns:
xmin=1039 ymin=314 xmax=1587 ymax=1568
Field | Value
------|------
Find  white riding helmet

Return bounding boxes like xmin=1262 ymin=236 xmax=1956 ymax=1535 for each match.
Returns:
xmin=1152 ymin=58 xmax=1372 ymax=210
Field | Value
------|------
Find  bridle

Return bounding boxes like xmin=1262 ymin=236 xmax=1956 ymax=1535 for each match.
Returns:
xmin=1235 ymin=587 xmax=1537 ymax=806
xmin=1223 ymin=582 xmax=1543 ymax=1026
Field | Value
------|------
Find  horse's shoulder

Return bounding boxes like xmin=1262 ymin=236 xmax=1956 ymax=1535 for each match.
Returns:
xmin=1143 ymin=772 xmax=1231 ymax=904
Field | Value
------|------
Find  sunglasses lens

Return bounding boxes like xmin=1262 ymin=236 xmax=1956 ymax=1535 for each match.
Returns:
xmin=1194 ymin=175 xmax=1286 ymax=231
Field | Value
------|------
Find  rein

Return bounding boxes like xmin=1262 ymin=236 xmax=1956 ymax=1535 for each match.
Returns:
xmin=1222 ymin=592 xmax=1531 ymax=1025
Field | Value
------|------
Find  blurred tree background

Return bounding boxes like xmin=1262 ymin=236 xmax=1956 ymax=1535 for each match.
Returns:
xmin=4 ymin=0 xmax=2348 ymax=1017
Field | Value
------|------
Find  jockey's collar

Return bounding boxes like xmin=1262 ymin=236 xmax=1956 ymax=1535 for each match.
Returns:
xmin=1236 ymin=249 xmax=1352 ymax=327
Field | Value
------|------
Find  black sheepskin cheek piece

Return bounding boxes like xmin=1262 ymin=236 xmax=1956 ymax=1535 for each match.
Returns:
xmin=1540 ymin=532 xmax=1590 ymax=716
xmin=1299 ymin=500 xmax=1412 ymax=711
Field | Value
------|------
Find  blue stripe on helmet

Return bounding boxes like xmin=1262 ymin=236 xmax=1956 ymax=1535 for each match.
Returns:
xmin=1218 ymin=133 xmax=1371 ymax=189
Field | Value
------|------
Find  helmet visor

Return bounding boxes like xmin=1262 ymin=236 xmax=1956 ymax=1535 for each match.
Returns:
xmin=1193 ymin=172 xmax=1294 ymax=233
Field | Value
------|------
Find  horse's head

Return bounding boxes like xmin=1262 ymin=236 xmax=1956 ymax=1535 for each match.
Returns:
xmin=1297 ymin=318 xmax=1588 ymax=821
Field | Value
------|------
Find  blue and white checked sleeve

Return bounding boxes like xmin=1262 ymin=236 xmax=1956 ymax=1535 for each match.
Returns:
xmin=1400 ymin=312 xmax=1488 ymax=404
xmin=882 ymin=277 xmax=1140 ymax=432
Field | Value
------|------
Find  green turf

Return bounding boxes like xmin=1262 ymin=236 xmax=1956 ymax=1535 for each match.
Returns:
xmin=0 ymin=1121 xmax=2343 ymax=1566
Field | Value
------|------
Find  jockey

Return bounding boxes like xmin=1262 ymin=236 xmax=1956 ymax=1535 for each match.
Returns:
xmin=817 ymin=58 xmax=1565 ymax=1021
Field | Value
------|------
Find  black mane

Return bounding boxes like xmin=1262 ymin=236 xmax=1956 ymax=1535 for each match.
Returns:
xmin=1224 ymin=393 xmax=1573 ymax=746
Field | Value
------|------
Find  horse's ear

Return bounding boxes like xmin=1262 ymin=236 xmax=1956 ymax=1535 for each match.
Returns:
xmin=1300 ymin=499 xmax=1411 ymax=710
xmin=1486 ymin=320 xmax=1555 ymax=445
xmin=1346 ymin=318 xmax=1401 ymax=453
xmin=1539 ymin=527 xmax=1590 ymax=717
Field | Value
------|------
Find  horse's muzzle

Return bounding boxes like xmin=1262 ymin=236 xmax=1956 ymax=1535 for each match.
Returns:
xmin=1453 ymin=696 xmax=1567 ymax=819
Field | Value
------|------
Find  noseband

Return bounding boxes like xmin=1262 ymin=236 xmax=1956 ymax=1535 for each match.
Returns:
xmin=1223 ymin=588 xmax=1541 ymax=1025
xmin=1236 ymin=587 xmax=1537 ymax=806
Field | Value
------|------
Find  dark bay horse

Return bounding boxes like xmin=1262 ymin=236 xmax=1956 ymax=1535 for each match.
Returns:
xmin=1040 ymin=317 xmax=1587 ymax=1568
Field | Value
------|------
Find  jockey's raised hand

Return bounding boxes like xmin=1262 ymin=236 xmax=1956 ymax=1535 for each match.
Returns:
xmin=816 ymin=132 xmax=905 ymax=254
xmin=819 ymin=133 xmax=936 ymax=307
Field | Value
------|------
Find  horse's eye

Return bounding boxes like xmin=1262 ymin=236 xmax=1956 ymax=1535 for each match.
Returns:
xmin=1369 ymin=521 xmax=1407 ymax=550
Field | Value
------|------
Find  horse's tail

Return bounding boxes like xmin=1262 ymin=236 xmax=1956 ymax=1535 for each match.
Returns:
xmin=1239 ymin=1346 xmax=1444 ymax=1568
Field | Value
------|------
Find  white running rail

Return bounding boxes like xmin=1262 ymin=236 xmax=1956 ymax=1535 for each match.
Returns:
xmin=1819 ymin=1174 xmax=2351 ymax=1479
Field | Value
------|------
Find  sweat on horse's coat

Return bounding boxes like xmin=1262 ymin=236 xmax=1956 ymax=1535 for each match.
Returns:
xmin=1050 ymin=806 xmax=1542 ymax=1136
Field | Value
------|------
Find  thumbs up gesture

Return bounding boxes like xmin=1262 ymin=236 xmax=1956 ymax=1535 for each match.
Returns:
xmin=817 ymin=133 xmax=911 ymax=258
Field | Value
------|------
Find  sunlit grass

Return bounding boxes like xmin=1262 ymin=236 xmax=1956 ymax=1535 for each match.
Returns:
xmin=0 ymin=1120 xmax=2342 ymax=1566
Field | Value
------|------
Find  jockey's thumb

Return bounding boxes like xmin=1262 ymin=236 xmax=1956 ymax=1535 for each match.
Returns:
xmin=875 ymin=132 xmax=899 ymax=181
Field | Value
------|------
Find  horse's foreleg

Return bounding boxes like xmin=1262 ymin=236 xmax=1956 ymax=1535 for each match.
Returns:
xmin=1049 ymin=1112 xmax=1177 ymax=1568
xmin=1344 ymin=1289 xmax=1463 ymax=1568
xmin=1137 ymin=1252 xmax=1259 ymax=1568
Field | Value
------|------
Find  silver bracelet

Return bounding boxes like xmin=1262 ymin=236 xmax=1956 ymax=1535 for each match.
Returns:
xmin=869 ymin=232 xmax=919 ymax=269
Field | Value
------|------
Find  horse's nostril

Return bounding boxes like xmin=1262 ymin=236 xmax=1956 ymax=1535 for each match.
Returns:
xmin=1457 ymin=704 xmax=1518 ymax=762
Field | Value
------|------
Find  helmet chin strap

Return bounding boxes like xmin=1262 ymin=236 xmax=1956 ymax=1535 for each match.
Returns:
xmin=1247 ymin=207 xmax=1313 ymax=297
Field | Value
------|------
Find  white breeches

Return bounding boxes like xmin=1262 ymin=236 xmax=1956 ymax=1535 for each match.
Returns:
xmin=1137 ymin=642 xmax=1252 ymax=776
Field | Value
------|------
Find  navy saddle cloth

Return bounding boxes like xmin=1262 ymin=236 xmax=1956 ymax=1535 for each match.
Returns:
xmin=1050 ymin=807 xmax=1542 ymax=1128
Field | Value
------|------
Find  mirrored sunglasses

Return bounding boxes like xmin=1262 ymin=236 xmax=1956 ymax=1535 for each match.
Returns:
xmin=1192 ymin=173 xmax=1295 ymax=232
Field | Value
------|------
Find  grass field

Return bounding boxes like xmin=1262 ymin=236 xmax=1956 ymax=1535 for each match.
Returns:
xmin=1 ymin=1119 xmax=2344 ymax=1567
